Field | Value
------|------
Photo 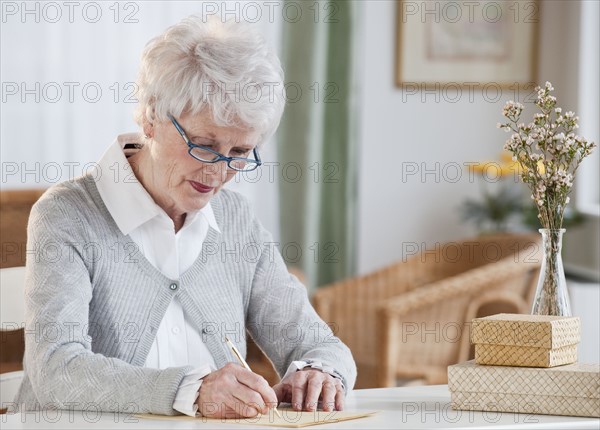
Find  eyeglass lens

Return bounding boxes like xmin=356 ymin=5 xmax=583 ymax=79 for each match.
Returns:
xmin=189 ymin=147 xmax=252 ymax=171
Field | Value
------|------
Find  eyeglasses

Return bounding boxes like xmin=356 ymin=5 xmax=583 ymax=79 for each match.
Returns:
xmin=168 ymin=114 xmax=262 ymax=172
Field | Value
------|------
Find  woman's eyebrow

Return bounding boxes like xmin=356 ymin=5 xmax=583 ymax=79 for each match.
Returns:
xmin=189 ymin=131 xmax=216 ymax=140
xmin=189 ymin=134 xmax=254 ymax=151
xmin=185 ymin=124 xmax=257 ymax=149
xmin=191 ymin=135 xmax=217 ymax=143
xmin=188 ymin=132 xmax=218 ymax=146
xmin=232 ymin=145 xmax=255 ymax=151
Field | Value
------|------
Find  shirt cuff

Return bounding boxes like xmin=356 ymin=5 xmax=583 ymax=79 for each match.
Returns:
xmin=172 ymin=364 xmax=214 ymax=416
xmin=282 ymin=360 xmax=345 ymax=390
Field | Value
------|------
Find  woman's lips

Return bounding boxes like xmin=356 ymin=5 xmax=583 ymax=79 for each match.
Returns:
xmin=190 ymin=180 xmax=214 ymax=193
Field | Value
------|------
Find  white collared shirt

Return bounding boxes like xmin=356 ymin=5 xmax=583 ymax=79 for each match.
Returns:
xmin=95 ymin=134 xmax=216 ymax=416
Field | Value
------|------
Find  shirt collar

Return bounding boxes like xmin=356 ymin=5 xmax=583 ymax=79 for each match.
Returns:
xmin=95 ymin=133 xmax=221 ymax=236
xmin=199 ymin=202 xmax=221 ymax=233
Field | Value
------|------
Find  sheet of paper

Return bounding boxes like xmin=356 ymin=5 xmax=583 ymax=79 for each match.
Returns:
xmin=136 ymin=408 xmax=378 ymax=428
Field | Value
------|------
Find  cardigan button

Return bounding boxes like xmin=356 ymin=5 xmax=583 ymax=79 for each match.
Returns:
xmin=169 ymin=283 xmax=178 ymax=291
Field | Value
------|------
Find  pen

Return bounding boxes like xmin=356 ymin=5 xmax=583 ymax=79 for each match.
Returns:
xmin=224 ymin=336 xmax=282 ymax=419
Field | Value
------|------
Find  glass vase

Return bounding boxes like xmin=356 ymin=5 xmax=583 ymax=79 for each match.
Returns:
xmin=531 ymin=229 xmax=571 ymax=316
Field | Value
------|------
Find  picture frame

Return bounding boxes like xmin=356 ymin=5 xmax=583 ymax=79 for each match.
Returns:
xmin=395 ymin=0 xmax=539 ymax=87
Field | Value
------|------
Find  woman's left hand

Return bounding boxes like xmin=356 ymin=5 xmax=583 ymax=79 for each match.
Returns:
xmin=272 ymin=369 xmax=344 ymax=412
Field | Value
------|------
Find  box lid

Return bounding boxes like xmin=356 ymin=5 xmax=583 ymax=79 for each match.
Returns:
xmin=471 ymin=313 xmax=580 ymax=348
xmin=448 ymin=360 xmax=600 ymax=399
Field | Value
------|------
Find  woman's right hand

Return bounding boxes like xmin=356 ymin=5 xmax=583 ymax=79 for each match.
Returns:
xmin=196 ymin=363 xmax=278 ymax=418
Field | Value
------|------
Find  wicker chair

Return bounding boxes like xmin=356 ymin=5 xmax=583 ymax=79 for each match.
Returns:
xmin=0 ymin=190 xmax=46 ymax=370
xmin=0 ymin=190 xmax=45 ymax=413
xmin=313 ymin=233 xmax=541 ymax=388
xmin=0 ymin=266 xmax=26 ymax=413
xmin=0 ymin=189 xmax=46 ymax=269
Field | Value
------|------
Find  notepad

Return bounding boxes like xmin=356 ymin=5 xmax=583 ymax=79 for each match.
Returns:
xmin=137 ymin=408 xmax=378 ymax=428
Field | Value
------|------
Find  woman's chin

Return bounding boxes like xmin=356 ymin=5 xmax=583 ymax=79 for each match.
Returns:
xmin=184 ymin=191 xmax=214 ymax=212
xmin=172 ymin=183 xmax=222 ymax=214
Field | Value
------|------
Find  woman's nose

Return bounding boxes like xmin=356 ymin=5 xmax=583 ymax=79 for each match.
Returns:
xmin=201 ymin=161 xmax=229 ymax=183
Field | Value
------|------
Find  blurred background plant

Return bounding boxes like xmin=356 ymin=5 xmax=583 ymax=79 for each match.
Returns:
xmin=461 ymin=152 xmax=523 ymax=233
xmin=460 ymin=152 xmax=584 ymax=234
xmin=522 ymin=203 xmax=584 ymax=230
xmin=461 ymin=186 xmax=523 ymax=233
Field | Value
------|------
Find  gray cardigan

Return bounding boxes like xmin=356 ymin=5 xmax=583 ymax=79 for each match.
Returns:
xmin=15 ymin=175 xmax=356 ymax=415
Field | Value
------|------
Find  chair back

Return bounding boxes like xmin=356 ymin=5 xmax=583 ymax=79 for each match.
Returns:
xmin=314 ymin=233 xmax=541 ymax=388
xmin=0 ymin=266 xmax=26 ymax=413
xmin=377 ymin=234 xmax=541 ymax=386
xmin=0 ymin=190 xmax=43 ymax=412
xmin=0 ymin=189 xmax=45 ymax=269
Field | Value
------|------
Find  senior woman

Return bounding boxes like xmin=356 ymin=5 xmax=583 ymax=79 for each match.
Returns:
xmin=15 ymin=16 xmax=356 ymax=418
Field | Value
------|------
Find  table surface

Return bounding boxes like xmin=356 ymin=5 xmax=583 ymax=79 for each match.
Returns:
xmin=2 ymin=385 xmax=599 ymax=429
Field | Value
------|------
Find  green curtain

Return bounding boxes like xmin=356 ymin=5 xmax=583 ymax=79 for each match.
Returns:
xmin=278 ymin=0 xmax=357 ymax=290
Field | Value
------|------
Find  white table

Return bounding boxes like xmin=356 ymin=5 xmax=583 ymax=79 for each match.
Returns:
xmin=2 ymin=385 xmax=598 ymax=429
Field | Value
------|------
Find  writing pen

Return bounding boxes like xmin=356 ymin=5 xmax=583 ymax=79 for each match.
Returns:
xmin=224 ymin=336 xmax=282 ymax=419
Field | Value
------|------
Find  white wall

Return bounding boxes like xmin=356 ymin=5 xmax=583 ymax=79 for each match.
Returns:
xmin=356 ymin=0 xmax=599 ymax=276
xmin=570 ymin=280 xmax=600 ymax=363
xmin=357 ymin=1 xmax=499 ymax=274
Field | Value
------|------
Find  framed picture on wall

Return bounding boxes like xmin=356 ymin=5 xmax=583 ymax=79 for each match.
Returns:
xmin=396 ymin=0 xmax=539 ymax=87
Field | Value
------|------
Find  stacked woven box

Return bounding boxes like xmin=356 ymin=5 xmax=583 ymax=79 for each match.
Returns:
xmin=472 ymin=313 xmax=580 ymax=368
xmin=448 ymin=313 xmax=600 ymax=418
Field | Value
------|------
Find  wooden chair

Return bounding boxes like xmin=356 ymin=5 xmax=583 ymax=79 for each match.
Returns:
xmin=0 ymin=266 xmax=27 ymax=413
xmin=313 ymin=233 xmax=541 ymax=388
xmin=0 ymin=190 xmax=46 ymax=269
xmin=0 ymin=190 xmax=46 ymax=413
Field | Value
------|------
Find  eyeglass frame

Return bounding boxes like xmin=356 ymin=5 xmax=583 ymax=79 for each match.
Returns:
xmin=168 ymin=114 xmax=262 ymax=172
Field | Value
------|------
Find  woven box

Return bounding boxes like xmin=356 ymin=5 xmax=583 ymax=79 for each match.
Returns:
xmin=475 ymin=343 xmax=578 ymax=368
xmin=471 ymin=313 xmax=580 ymax=367
xmin=448 ymin=360 xmax=600 ymax=418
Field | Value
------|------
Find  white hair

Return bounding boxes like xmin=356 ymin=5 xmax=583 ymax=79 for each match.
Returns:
xmin=134 ymin=16 xmax=285 ymax=143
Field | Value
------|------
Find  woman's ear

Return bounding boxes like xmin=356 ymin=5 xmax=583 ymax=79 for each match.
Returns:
xmin=142 ymin=116 xmax=154 ymax=139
